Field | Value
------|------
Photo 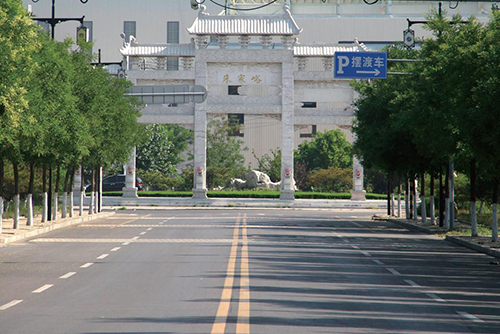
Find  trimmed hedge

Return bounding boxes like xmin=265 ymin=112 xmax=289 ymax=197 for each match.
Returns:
xmin=98 ymin=190 xmax=387 ymax=199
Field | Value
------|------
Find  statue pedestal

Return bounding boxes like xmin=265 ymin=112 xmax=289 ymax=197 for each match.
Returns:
xmin=192 ymin=188 xmax=207 ymax=199
xmin=123 ymin=188 xmax=138 ymax=198
xmin=280 ymin=189 xmax=295 ymax=201
xmin=350 ymin=190 xmax=366 ymax=201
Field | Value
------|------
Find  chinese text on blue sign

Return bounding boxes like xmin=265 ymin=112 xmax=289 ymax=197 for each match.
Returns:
xmin=334 ymin=52 xmax=387 ymax=79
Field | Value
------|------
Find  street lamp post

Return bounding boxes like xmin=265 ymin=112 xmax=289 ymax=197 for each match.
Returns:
xmin=31 ymin=0 xmax=89 ymax=221
xmin=31 ymin=0 xmax=88 ymax=39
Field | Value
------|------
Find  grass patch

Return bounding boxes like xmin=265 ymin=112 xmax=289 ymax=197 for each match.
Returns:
xmin=436 ymin=226 xmax=492 ymax=238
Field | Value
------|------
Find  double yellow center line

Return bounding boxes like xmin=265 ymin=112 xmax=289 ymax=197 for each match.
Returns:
xmin=211 ymin=214 xmax=251 ymax=334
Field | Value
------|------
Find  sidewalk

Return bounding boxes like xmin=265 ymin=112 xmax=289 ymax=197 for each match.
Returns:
xmin=0 ymin=210 xmax=114 ymax=245
xmin=385 ymin=215 xmax=500 ymax=260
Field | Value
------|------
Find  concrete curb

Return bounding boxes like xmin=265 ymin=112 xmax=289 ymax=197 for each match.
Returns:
xmin=0 ymin=211 xmax=114 ymax=245
xmin=389 ymin=218 xmax=500 ymax=260
xmin=446 ymin=236 xmax=500 ymax=260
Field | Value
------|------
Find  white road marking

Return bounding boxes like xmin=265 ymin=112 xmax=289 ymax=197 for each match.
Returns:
xmin=456 ymin=311 xmax=484 ymax=323
xmin=146 ymin=228 xmax=153 ymax=231
xmin=97 ymin=254 xmax=109 ymax=260
xmin=33 ymin=238 xmax=329 ymax=244
xmin=122 ymin=242 xmax=130 ymax=246
xmin=32 ymin=284 xmax=54 ymax=293
xmin=59 ymin=272 xmax=76 ymax=279
xmin=110 ymin=247 xmax=121 ymax=252
xmin=351 ymin=245 xmax=360 ymax=250
xmin=387 ymin=268 xmax=401 ymax=276
xmin=404 ymin=279 xmax=421 ymax=287
xmin=362 ymin=251 xmax=372 ymax=257
xmin=139 ymin=232 xmax=147 ymax=235
xmin=373 ymin=260 xmax=385 ymax=265
xmin=426 ymin=293 xmax=446 ymax=302
xmin=81 ymin=262 xmax=93 ymax=268
xmin=0 ymin=300 xmax=23 ymax=310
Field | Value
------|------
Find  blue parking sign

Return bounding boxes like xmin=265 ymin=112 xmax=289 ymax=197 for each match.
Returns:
xmin=334 ymin=51 xmax=387 ymax=79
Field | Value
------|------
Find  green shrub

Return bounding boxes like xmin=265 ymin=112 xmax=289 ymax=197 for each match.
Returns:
xmin=101 ymin=190 xmax=387 ymax=199
xmin=138 ymin=169 xmax=183 ymax=191
xmin=178 ymin=166 xmax=194 ymax=191
xmin=206 ymin=167 xmax=235 ymax=189
xmin=306 ymin=167 xmax=352 ymax=193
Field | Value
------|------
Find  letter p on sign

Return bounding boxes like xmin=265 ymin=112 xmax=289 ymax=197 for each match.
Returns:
xmin=337 ymin=56 xmax=349 ymax=74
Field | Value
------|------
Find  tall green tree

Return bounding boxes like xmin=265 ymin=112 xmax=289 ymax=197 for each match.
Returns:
xmin=253 ymin=148 xmax=281 ymax=182
xmin=471 ymin=11 xmax=500 ymax=241
xmin=0 ymin=0 xmax=40 ymax=227
xmin=71 ymin=51 xmax=141 ymax=171
xmin=137 ymin=124 xmax=193 ymax=174
xmin=207 ymin=117 xmax=247 ymax=176
xmin=297 ymin=129 xmax=352 ymax=171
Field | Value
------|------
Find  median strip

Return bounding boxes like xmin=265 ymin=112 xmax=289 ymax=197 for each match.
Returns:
xmin=237 ymin=214 xmax=251 ymax=334
xmin=211 ymin=215 xmax=240 ymax=334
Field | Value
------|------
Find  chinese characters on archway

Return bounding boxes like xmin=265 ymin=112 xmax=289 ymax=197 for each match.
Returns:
xmin=220 ymin=73 xmax=264 ymax=84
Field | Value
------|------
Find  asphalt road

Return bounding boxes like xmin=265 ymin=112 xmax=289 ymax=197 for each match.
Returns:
xmin=0 ymin=208 xmax=499 ymax=334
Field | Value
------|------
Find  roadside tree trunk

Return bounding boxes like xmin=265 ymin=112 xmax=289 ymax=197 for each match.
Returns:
xmin=42 ymin=166 xmax=47 ymax=222
xmin=12 ymin=161 xmax=20 ymax=229
xmin=61 ymin=168 xmax=71 ymax=219
xmin=387 ymin=173 xmax=391 ymax=216
xmin=0 ymin=159 xmax=4 ymax=233
xmin=439 ymin=169 xmax=444 ymax=227
xmin=405 ymin=179 xmax=410 ymax=219
xmin=79 ymin=167 xmax=84 ymax=216
xmin=397 ymin=183 xmax=401 ymax=218
xmin=26 ymin=159 xmax=35 ymax=226
xmin=421 ymin=173 xmax=427 ymax=224
xmin=430 ymin=174 xmax=436 ymax=225
xmin=68 ymin=167 xmax=75 ymax=218
xmin=52 ymin=166 xmax=60 ymax=221
xmin=412 ymin=179 xmax=418 ymax=221
xmin=89 ymin=167 xmax=94 ymax=215
xmin=444 ymin=164 xmax=450 ymax=229
xmin=470 ymin=160 xmax=478 ymax=237
xmin=492 ymin=178 xmax=498 ymax=242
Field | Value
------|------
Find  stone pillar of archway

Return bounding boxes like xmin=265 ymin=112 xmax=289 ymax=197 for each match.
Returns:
xmin=351 ymin=156 xmax=366 ymax=200
xmin=280 ymin=54 xmax=295 ymax=200
xmin=123 ymin=146 xmax=138 ymax=198
xmin=192 ymin=54 xmax=208 ymax=199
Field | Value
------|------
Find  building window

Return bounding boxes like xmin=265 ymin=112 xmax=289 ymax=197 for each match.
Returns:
xmin=228 ymin=114 xmax=244 ymax=137
xmin=167 ymin=58 xmax=179 ymax=71
xmin=124 ymin=21 xmax=136 ymax=40
xmin=167 ymin=21 xmax=179 ymax=44
xmin=300 ymin=125 xmax=317 ymax=138
xmin=210 ymin=35 xmax=218 ymax=44
xmin=301 ymin=102 xmax=317 ymax=108
xmin=228 ymin=86 xmax=240 ymax=95
xmin=83 ymin=21 xmax=93 ymax=54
